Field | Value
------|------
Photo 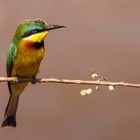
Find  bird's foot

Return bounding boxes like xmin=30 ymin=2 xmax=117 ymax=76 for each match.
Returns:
xmin=12 ymin=77 xmax=19 ymax=83
xmin=31 ymin=76 xmax=37 ymax=84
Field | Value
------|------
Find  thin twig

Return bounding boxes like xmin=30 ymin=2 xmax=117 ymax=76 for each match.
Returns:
xmin=0 ymin=77 xmax=140 ymax=88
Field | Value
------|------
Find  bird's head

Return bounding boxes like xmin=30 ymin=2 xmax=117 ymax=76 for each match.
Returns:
xmin=13 ymin=18 xmax=65 ymax=45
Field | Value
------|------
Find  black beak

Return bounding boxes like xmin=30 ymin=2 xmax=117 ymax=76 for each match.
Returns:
xmin=45 ymin=25 xmax=66 ymax=31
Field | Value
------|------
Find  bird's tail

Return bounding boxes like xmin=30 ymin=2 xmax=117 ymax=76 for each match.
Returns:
xmin=1 ymin=94 xmax=19 ymax=127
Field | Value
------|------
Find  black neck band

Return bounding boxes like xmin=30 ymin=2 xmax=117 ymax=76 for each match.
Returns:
xmin=33 ymin=41 xmax=44 ymax=49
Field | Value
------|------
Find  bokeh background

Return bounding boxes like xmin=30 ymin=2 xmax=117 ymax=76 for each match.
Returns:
xmin=0 ymin=0 xmax=140 ymax=139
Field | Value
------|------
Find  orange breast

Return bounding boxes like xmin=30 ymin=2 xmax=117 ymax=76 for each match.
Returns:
xmin=11 ymin=40 xmax=45 ymax=77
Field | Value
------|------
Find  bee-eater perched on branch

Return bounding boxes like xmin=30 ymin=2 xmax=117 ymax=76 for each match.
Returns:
xmin=1 ymin=19 xmax=65 ymax=127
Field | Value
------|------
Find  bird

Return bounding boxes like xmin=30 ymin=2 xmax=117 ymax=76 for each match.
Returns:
xmin=1 ymin=18 xmax=65 ymax=127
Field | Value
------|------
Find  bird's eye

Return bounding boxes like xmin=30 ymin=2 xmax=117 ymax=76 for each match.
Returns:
xmin=31 ymin=29 xmax=37 ymax=34
xmin=22 ymin=29 xmax=41 ymax=38
xmin=22 ymin=29 xmax=38 ymax=38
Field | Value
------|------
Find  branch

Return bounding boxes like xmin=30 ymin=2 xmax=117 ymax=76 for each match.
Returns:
xmin=0 ymin=77 xmax=140 ymax=88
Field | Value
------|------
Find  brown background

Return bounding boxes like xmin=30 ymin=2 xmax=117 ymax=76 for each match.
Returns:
xmin=0 ymin=0 xmax=140 ymax=139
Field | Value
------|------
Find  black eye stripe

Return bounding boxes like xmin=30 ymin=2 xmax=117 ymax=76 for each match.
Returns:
xmin=22 ymin=32 xmax=32 ymax=38
xmin=22 ymin=29 xmax=44 ymax=38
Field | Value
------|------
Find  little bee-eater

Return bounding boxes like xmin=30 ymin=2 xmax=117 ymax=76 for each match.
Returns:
xmin=2 ymin=19 xmax=65 ymax=127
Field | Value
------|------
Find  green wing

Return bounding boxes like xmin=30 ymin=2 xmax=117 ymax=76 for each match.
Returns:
xmin=7 ymin=44 xmax=17 ymax=94
xmin=6 ymin=43 xmax=17 ymax=76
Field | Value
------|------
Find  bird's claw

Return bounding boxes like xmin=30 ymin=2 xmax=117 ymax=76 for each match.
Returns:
xmin=12 ymin=78 xmax=19 ymax=83
xmin=31 ymin=76 xmax=37 ymax=84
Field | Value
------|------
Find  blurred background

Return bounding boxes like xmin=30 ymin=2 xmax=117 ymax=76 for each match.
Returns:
xmin=0 ymin=0 xmax=140 ymax=139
